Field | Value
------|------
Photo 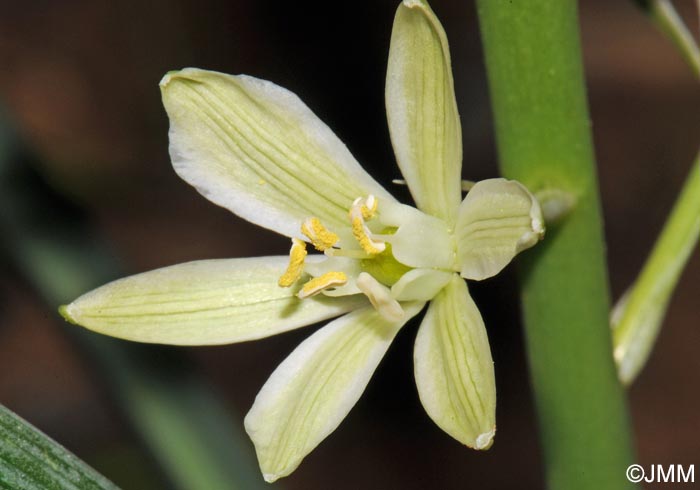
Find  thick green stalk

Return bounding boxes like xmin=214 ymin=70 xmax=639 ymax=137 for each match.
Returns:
xmin=476 ymin=2 xmax=636 ymax=489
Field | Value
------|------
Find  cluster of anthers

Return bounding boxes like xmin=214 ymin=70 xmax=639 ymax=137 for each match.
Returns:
xmin=278 ymin=195 xmax=408 ymax=322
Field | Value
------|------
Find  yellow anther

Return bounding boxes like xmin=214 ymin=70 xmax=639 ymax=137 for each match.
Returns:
xmin=350 ymin=209 xmax=385 ymax=255
xmin=298 ymin=271 xmax=348 ymax=299
xmin=301 ymin=217 xmax=340 ymax=251
xmin=278 ymin=238 xmax=307 ymax=287
xmin=353 ymin=195 xmax=378 ymax=219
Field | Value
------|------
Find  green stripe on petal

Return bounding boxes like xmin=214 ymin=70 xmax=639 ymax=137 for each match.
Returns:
xmin=244 ymin=302 xmax=425 ymax=482
xmin=386 ymin=0 xmax=462 ymax=224
xmin=456 ymin=178 xmax=545 ymax=281
xmin=161 ymin=68 xmax=394 ymax=238
xmin=414 ymin=274 xmax=496 ymax=449
xmin=60 ymin=257 xmax=366 ymax=345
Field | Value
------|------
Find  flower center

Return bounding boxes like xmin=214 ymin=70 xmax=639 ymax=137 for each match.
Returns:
xmin=360 ymin=243 xmax=411 ymax=287
xmin=278 ymin=195 xmax=408 ymax=320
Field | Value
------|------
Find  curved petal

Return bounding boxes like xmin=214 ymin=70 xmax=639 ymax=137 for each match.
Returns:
xmin=161 ymin=68 xmax=394 ymax=238
xmin=244 ymin=302 xmax=425 ymax=482
xmin=456 ymin=178 xmax=544 ymax=281
xmin=377 ymin=201 xmax=456 ymax=270
xmin=414 ymin=275 xmax=496 ymax=449
xmin=386 ymin=0 xmax=462 ymax=224
xmin=60 ymin=257 xmax=366 ymax=345
xmin=391 ymin=268 xmax=453 ymax=301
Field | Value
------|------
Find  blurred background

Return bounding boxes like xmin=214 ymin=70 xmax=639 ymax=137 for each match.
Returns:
xmin=0 ymin=1 xmax=698 ymax=489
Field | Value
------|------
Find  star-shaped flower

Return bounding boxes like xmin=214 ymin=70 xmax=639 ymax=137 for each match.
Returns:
xmin=60 ymin=0 xmax=543 ymax=482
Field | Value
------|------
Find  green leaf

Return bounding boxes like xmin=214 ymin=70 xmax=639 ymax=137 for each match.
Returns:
xmin=0 ymin=404 xmax=119 ymax=490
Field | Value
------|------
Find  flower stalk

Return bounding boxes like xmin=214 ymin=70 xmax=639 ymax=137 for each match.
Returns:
xmin=612 ymin=153 xmax=700 ymax=384
xmin=634 ymin=0 xmax=700 ymax=79
xmin=476 ymin=0 xmax=637 ymax=488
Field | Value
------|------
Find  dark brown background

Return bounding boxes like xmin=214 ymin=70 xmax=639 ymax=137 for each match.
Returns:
xmin=1 ymin=1 xmax=698 ymax=489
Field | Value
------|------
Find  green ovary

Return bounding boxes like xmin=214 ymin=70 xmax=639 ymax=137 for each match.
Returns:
xmin=360 ymin=243 xmax=412 ymax=287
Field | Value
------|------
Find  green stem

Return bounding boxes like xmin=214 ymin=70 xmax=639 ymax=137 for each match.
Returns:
xmin=635 ymin=0 xmax=700 ymax=79
xmin=612 ymin=154 xmax=700 ymax=383
xmin=476 ymin=1 xmax=637 ymax=489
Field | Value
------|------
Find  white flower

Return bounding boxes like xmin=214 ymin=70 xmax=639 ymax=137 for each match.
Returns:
xmin=60 ymin=0 xmax=543 ymax=482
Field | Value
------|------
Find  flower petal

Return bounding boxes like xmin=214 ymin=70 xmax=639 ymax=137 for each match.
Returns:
xmin=377 ymin=201 xmax=456 ymax=270
xmin=386 ymin=0 xmax=462 ymax=224
xmin=391 ymin=268 xmax=453 ymax=301
xmin=456 ymin=178 xmax=544 ymax=281
xmin=414 ymin=274 xmax=496 ymax=449
xmin=161 ymin=68 xmax=394 ymax=238
xmin=244 ymin=302 xmax=424 ymax=482
xmin=60 ymin=257 xmax=366 ymax=345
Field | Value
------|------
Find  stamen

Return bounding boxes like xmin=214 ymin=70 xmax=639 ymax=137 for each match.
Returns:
xmin=278 ymin=238 xmax=307 ymax=287
xmin=349 ymin=206 xmax=385 ymax=255
xmin=355 ymin=272 xmax=404 ymax=322
xmin=353 ymin=194 xmax=378 ymax=219
xmin=301 ymin=217 xmax=340 ymax=251
xmin=298 ymin=271 xmax=348 ymax=299
xmin=324 ymin=248 xmax=372 ymax=259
